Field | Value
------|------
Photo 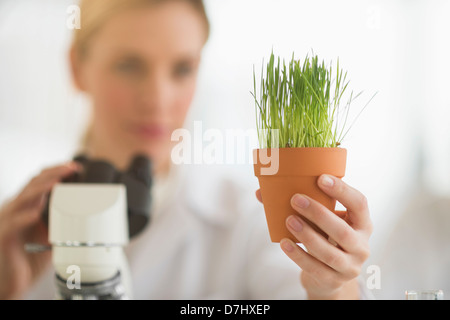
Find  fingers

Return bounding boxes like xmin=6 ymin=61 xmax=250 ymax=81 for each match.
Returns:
xmin=275 ymin=175 xmax=372 ymax=296
xmin=255 ymin=189 xmax=262 ymax=203
xmin=0 ymin=187 xmax=45 ymax=238
xmin=280 ymin=238 xmax=343 ymax=290
xmin=290 ymin=193 xmax=369 ymax=256
xmin=317 ymin=174 xmax=372 ymax=232
xmin=0 ymin=205 xmax=41 ymax=239
xmin=10 ymin=162 xmax=81 ymax=212
xmin=0 ymin=162 xmax=81 ymax=236
xmin=8 ymin=206 xmax=43 ymax=234
xmin=21 ymin=162 xmax=80 ymax=199
xmin=256 ymin=175 xmax=371 ymax=233
xmin=283 ymin=215 xmax=361 ymax=279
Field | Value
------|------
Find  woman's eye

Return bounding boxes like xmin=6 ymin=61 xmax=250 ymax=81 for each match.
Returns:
xmin=174 ymin=63 xmax=193 ymax=78
xmin=115 ymin=59 xmax=142 ymax=74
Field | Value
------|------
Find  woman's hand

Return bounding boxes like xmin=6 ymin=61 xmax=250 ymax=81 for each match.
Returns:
xmin=0 ymin=162 xmax=81 ymax=299
xmin=255 ymin=174 xmax=372 ymax=300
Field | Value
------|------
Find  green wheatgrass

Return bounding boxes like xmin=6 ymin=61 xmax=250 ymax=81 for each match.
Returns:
xmin=252 ymin=51 xmax=372 ymax=149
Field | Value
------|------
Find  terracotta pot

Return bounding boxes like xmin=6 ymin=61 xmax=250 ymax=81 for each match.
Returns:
xmin=253 ymin=147 xmax=347 ymax=243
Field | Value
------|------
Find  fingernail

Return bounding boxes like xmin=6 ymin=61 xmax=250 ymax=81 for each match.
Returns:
xmin=281 ymin=239 xmax=294 ymax=252
xmin=39 ymin=194 xmax=46 ymax=207
xmin=64 ymin=161 xmax=75 ymax=169
xmin=293 ymin=194 xmax=309 ymax=209
xmin=320 ymin=174 xmax=334 ymax=187
xmin=66 ymin=161 xmax=81 ymax=171
xmin=287 ymin=215 xmax=303 ymax=232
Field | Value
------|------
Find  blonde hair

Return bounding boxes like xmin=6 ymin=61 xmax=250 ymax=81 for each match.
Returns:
xmin=73 ymin=0 xmax=210 ymax=151
xmin=73 ymin=0 xmax=209 ymax=59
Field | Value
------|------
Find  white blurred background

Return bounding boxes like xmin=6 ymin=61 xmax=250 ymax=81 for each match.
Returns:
xmin=1 ymin=0 xmax=449 ymax=299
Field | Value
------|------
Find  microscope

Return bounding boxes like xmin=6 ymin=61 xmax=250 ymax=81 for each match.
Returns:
xmin=36 ymin=154 xmax=152 ymax=300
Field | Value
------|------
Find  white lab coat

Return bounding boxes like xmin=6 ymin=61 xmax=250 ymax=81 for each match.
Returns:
xmin=25 ymin=162 xmax=370 ymax=299
xmin=26 ymin=162 xmax=307 ymax=299
xmin=373 ymin=190 xmax=450 ymax=300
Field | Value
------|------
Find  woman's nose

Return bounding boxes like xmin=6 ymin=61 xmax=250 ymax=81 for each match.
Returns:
xmin=137 ymin=74 xmax=172 ymax=114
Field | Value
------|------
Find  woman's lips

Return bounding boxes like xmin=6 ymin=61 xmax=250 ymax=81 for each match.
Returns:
xmin=132 ymin=124 xmax=171 ymax=139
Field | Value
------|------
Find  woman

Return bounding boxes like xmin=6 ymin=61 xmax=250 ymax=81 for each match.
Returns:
xmin=0 ymin=0 xmax=372 ymax=300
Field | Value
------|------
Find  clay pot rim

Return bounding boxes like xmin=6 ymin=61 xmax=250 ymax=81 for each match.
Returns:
xmin=252 ymin=147 xmax=346 ymax=151
xmin=253 ymin=147 xmax=347 ymax=177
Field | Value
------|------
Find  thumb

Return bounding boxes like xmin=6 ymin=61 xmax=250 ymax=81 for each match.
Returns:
xmin=255 ymin=189 xmax=263 ymax=203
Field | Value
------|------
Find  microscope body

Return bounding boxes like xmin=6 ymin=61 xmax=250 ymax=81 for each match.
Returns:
xmin=43 ymin=154 xmax=152 ymax=300
xmin=49 ymin=183 xmax=130 ymax=299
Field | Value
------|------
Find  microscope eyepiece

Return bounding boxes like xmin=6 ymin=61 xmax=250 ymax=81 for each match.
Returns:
xmin=82 ymin=160 xmax=118 ymax=183
xmin=127 ymin=154 xmax=152 ymax=188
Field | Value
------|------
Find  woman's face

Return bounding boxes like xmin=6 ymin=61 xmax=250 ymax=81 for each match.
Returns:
xmin=73 ymin=1 xmax=206 ymax=171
